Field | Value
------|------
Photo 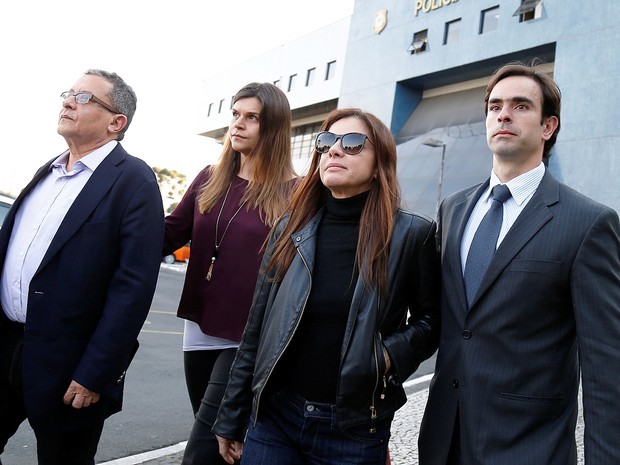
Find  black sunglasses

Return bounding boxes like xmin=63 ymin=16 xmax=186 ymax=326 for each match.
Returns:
xmin=315 ymin=131 xmax=374 ymax=155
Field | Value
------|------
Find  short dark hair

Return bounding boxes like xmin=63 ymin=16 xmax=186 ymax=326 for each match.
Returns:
xmin=85 ymin=69 xmax=137 ymax=141
xmin=484 ymin=61 xmax=561 ymax=159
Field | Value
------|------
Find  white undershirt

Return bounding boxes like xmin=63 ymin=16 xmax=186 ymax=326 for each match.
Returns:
xmin=182 ymin=319 xmax=239 ymax=351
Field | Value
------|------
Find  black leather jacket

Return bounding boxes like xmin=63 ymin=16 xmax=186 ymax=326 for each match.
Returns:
xmin=213 ymin=207 xmax=440 ymax=441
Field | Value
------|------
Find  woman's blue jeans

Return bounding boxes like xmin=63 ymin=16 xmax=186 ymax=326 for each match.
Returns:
xmin=241 ymin=389 xmax=391 ymax=465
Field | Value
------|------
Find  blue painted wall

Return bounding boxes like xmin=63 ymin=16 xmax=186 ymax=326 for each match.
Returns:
xmin=339 ymin=0 xmax=620 ymax=213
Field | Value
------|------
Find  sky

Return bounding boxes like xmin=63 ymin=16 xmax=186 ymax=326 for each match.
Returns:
xmin=0 ymin=0 xmax=355 ymax=196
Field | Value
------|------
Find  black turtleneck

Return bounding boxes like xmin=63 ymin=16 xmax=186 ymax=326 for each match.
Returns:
xmin=268 ymin=190 xmax=369 ymax=403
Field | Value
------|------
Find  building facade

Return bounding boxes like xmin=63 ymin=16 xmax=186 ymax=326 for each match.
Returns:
xmin=200 ymin=18 xmax=351 ymax=176
xmin=200 ymin=0 xmax=620 ymax=217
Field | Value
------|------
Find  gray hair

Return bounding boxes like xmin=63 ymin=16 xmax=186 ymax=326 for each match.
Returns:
xmin=85 ymin=69 xmax=137 ymax=141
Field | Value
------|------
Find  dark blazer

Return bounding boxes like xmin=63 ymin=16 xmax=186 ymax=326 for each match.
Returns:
xmin=418 ymin=170 xmax=620 ymax=465
xmin=0 ymin=144 xmax=164 ymax=433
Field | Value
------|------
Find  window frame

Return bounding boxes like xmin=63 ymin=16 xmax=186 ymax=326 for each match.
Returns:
xmin=325 ymin=61 xmax=336 ymax=80
xmin=479 ymin=5 xmax=500 ymax=34
xmin=409 ymin=29 xmax=429 ymax=54
xmin=443 ymin=18 xmax=462 ymax=45
xmin=288 ymin=74 xmax=297 ymax=92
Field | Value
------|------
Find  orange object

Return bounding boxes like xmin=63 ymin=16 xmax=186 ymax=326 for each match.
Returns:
xmin=163 ymin=242 xmax=190 ymax=264
xmin=173 ymin=243 xmax=191 ymax=262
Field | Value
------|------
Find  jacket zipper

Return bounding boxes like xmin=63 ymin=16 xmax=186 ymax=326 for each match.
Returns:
xmin=369 ymin=295 xmax=388 ymax=433
xmin=253 ymin=243 xmax=312 ymax=427
xmin=370 ymin=343 xmax=380 ymax=433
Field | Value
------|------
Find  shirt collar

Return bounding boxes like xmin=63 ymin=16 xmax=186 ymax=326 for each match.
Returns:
xmin=488 ymin=162 xmax=545 ymax=206
xmin=51 ymin=140 xmax=118 ymax=174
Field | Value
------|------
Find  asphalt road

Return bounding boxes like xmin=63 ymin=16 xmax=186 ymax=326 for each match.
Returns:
xmin=2 ymin=263 xmax=437 ymax=464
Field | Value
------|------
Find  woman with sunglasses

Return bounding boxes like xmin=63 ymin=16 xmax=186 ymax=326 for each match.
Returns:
xmin=213 ymin=108 xmax=440 ymax=464
xmin=163 ymin=82 xmax=297 ymax=465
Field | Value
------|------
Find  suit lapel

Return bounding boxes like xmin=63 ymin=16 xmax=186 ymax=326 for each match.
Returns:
xmin=443 ymin=181 xmax=489 ymax=311
xmin=36 ymin=146 xmax=126 ymax=273
xmin=0 ymin=158 xmax=56 ymax=261
xmin=7 ymin=159 xmax=55 ymax=221
xmin=470 ymin=171 xmax=559 ymax=308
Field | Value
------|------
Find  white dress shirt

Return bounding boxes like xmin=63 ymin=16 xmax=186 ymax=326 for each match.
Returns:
xmin=460 ymin=162 xmax=545 ymax=274
xmin=0 ymin=141 xmax=117 ymax=322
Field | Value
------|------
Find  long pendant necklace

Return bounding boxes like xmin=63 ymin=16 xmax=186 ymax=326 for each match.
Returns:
xmin=206 ymin=182 xmax=246 ymax=281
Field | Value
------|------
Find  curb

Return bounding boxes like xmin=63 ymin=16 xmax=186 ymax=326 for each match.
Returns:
xmin=100 ymin=378 xmax=433 ymax=465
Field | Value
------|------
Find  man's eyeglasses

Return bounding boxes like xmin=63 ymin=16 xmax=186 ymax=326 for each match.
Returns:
xmin=315 ymin=131 xmax=374 ymax=155
xmin=60 ymin=91 xmax=120 ymax=115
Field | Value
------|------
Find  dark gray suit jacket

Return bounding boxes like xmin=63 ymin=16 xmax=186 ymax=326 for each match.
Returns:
xmin=418 ymin=170 xmax=620 ymax=465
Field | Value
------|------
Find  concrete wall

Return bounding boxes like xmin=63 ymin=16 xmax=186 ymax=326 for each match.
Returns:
xmin=550 ymin=2 xmax=620 ymax=211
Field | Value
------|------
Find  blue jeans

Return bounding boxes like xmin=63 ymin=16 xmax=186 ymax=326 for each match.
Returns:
xmin=241 ymin=390 xmax=391 ymax=465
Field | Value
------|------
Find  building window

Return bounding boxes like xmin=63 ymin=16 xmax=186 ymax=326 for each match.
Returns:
xmin=480 ymin=6 xmax=500 ymax=34
xmin=218 ymin=99 xmax=225 ymax=113
xmin=288 ymin=74 xmax=297 ymax=92
xmin=443 ymin=19 xmax=461 ymax=45
xmin=408 ymin=30 xmax=428 ymax=54
xmin=306 ymin=68 xmax=316 ymax=87
xmin=292 ymin=122 xmax=323 ymax=159
xmin=207 ymin=103 xmax=213 ymax=117
xmin=325 ymin=61 xmax=336 ymax=80
xmin=513 ymin=0 xmax=542 ymax=22
xmin=273 ymin=80 xmax=281 ymax=88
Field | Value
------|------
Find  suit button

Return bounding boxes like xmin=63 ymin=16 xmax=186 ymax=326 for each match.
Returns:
xmin=462 ymin=330 xmax=472 ymax=339
xmin=452 ymin=379 xmax=459 ymax=388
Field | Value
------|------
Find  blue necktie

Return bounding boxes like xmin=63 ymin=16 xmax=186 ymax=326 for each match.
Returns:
xmin=464 ymin=184 xmax=512 ymax=307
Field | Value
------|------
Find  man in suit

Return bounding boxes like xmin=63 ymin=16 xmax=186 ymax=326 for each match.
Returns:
xmin=0 ymin=69 xmax=164 ymax=464
xmin=418 ymin=62 xmax=620 ymax=464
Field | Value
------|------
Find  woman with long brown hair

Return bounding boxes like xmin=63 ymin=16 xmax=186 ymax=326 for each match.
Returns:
xmin=163 ymin=82 xmax=297 ymax=464
xmin=213 ymin=108 xmax=440 ymax=464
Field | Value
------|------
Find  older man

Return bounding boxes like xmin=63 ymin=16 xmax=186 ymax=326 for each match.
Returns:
xmin=0 ymin=69 xmax=163 ymax=464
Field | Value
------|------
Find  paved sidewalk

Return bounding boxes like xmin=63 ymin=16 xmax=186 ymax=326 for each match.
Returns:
xmin=104 ymin=380 xmax=584 ymax=465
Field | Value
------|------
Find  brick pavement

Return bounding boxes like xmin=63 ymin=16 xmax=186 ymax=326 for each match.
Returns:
xmin=105 ymin=381 xmax=584 ymax=465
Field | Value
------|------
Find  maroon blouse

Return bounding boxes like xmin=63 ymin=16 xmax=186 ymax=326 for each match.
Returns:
xmin=163 ymin=168 xmax=271 ymax=342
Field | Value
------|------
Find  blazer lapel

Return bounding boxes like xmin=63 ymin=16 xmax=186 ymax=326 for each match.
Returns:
xmin=7 ymin=159 xmax=55 ymax=222
xmin=443 ymin=181 xmax=490 ymax=311
xmin=36 ymin=146 xmax=126 ymax=273
xmin=0 ymin=158 xmax=56 ymax=261
xmin=470 ymin=171 xmax=559 ymax=307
